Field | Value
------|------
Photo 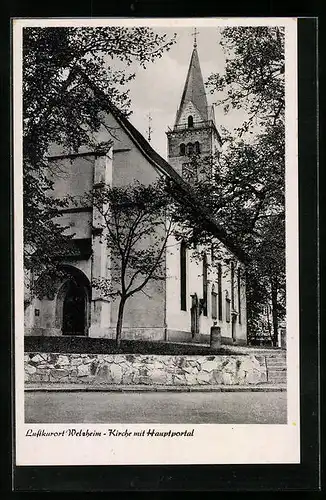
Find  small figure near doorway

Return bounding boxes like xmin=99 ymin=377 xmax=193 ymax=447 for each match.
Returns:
xmin=231 ymin=311 xmax=238 ymax=342
xmin=190 ymin=293 xmax=200 ymax=340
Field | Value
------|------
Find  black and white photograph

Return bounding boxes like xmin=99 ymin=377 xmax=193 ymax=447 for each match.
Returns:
xmin=14 ymin=17 xmax=300 ymax=466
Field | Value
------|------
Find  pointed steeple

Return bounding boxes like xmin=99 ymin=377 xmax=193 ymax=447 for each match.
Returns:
xmin=208 ymin=104 xmax=216 ymax=125
xmin=175 ymin=47 xmax=208 ymax=127
xmin=167 ymin=41 xmax=222 ymax=180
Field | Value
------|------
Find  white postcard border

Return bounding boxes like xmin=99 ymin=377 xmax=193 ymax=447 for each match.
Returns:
xmin=14 ymin=17 xmax=300 ymax=466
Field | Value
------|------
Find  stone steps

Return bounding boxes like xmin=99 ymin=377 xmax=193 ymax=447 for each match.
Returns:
xmin=265 ymin=352 xmax=287 ymax=384
xmin=266 ymin=360 xmax=287 ymax=367
xmin=267 ymin=375 xmax=287 ymax=384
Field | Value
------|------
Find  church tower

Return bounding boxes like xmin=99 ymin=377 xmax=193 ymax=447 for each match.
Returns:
xmin=167 ymin=37 xmax=222 ymax=182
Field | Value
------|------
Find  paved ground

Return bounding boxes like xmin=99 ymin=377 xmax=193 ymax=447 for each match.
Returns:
xmin=25 ymin=391 xmax=287 ymax=424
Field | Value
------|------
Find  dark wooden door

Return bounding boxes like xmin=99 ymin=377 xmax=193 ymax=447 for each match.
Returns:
xmin=62 ymin=280 xmax=86 ymax=335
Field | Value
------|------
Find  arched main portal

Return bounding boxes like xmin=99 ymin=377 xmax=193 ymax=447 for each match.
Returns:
xmin=55 ymin=265 xmax=91 ymax=336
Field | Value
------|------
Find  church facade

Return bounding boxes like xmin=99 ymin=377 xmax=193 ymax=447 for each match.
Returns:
xmin=24 ymin=44 xmax=247 ymax=346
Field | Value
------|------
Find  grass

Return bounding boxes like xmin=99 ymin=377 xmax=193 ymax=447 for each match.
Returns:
xmin=24 ymin=336 xmax=235 ymax=356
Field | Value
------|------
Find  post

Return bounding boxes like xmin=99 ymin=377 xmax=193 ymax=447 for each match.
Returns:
xmin=280 ymin=328 xmax=286 ymax=350
xmin=210 ymin=325 xmax=221 ymax=350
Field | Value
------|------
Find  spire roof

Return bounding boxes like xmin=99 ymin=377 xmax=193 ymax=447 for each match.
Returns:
xmin=175 ymin=47 xmax=209 ymax=126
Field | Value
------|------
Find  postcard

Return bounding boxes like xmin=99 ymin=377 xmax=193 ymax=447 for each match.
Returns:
xmin=14 ymin=17 xmax=300 ymax=466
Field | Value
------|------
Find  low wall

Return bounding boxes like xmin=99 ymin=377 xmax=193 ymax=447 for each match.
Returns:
xmin=25 ymin=352 xmax=268 ymax=386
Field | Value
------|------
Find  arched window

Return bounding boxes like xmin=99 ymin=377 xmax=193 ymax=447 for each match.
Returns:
xmin=225 ymin=290 xmax=231 ymax=323
xmin=218 ymin=263 xmax=222 ymax=320
xmin=188 ymin=115 xmax=194 ymax=128
xmin=231 ymin=261 xmax=235 ymax=309
xmin=211 ymin=285 xmax=217 ymax=320
xmin=237 ymin=268 xmax=242 ymax=324
xmin=180 ymin=241 xmax=187 ymax=311
xmin=202 ymin=253 xmax=208 ymax=316
xmin=194 ymin=141 xmax=201 ymax=154
xmin=180 ymin=143 xmax=185 ymax=155
xmin=187 ymin=142 xmax=194 ymax=155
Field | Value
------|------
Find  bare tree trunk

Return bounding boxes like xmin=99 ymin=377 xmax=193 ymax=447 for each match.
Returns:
xmin=116 ymin=297 xmax=126 ymax=349
xmin=271 ymin=277 xmax=279 ymax=347
xmin=266 ymin=302 xmax=273 ymax=343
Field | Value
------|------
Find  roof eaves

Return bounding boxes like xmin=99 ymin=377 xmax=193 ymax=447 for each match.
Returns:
xmin=75 ymin=70 xmax=246 ymax=263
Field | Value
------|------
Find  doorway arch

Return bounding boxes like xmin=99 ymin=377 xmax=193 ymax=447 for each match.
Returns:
xmin=55 ymin=265 xmax=91 ymax=336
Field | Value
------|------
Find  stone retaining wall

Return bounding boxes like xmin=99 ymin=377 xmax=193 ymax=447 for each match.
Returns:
xmin=25 ymin=352 xmax=268 ymax=386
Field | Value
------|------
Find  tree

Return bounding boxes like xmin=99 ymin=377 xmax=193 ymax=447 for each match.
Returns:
xmin=170 ymin=26 xmax=286 ymax=345
xmin=190 ymin=130 xmax=285 ymax=345
xmin=23 ymin=27 xmax=175 ymax=280
xmin=208 ymin=26 xmax=285 ymax=345
xmin=207 ymin=26 xmax=285 ymax=133
xmin=168 ymin=126 xmax=285 ymax=343
xmin=89 ymin=180 xmax=175 ymax=347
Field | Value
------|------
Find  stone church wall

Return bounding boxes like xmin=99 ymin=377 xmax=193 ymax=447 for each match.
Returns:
xmin=49 ymin=154 xmax=95 ymax=206
xmin=177 ymin=101 xmax=203 ymax=126
xmin=165 ymin=235 xmax=247 ymax=345
xmin=25 ymin=110 xmax=167 ymax=340
xmin=24 ymin=103 xmax=246 ymax=345
xmin=104 ymin=111 xmax=167 ymax=336
xmin=167 ymin=126 xmax=215 ymax=177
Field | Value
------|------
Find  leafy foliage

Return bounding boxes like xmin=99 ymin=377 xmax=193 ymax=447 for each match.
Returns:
xmin=23 ymin=27 xmax=175 ymax=282
xmin=88 ymin=180 xmax=176 ymax=345
xmin=176 ymin=26 xmax=286 ymax=344
xmin=211 ymin=27 xmax=285 ymax=344
xmin=207 ymin=26 xmax=285 ymax=133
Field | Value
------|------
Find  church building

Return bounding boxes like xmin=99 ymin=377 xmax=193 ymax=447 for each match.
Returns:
xmin=24 ymin=41 xmax=247 ymax=346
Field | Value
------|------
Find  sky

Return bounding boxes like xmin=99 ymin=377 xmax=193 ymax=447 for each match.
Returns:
xmin=115 ymin=27 xmax=245 ymax=159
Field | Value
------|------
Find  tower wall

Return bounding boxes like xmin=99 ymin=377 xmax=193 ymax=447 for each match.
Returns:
xmin=167 ymin=126 xmax=215 ymax=177
xmin=177 ymin=102 xmax=203 ymax=127
xmin=167 ymin=45 xmax=222 ymax=182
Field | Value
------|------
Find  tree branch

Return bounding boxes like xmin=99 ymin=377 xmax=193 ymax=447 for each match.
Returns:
xmin=126 ymin=217 xmax=173 ymax=298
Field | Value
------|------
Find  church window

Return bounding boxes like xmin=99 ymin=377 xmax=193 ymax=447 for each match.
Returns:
xmin=237 ymin=268 xmax=242 ymax=324
xmin=225 ymin=291 xmax=231 ymax=323
xmin=231 ymin=261 xmax=235 ymax=309
xmin=186 ymin=142 xmax=194 ymax=155
xmin=188 ymin=115 xmax=194 ymax=128
xmin=180 ymin=143 xmax=186 ymax=155
xmin=180 ymin=241 xmax=187 ymax=311
xmin=218 ymin=263 xmax=222 ymax=320
xmin=202 ymin=253 xmax=208 ymax=316
xmin=194 ymin=141 xmax=201 ymax=154
xmin=211 ymin=285 xmax=217 ymax=319
xmin=211 ymin=244 xmax=215 ymax=262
